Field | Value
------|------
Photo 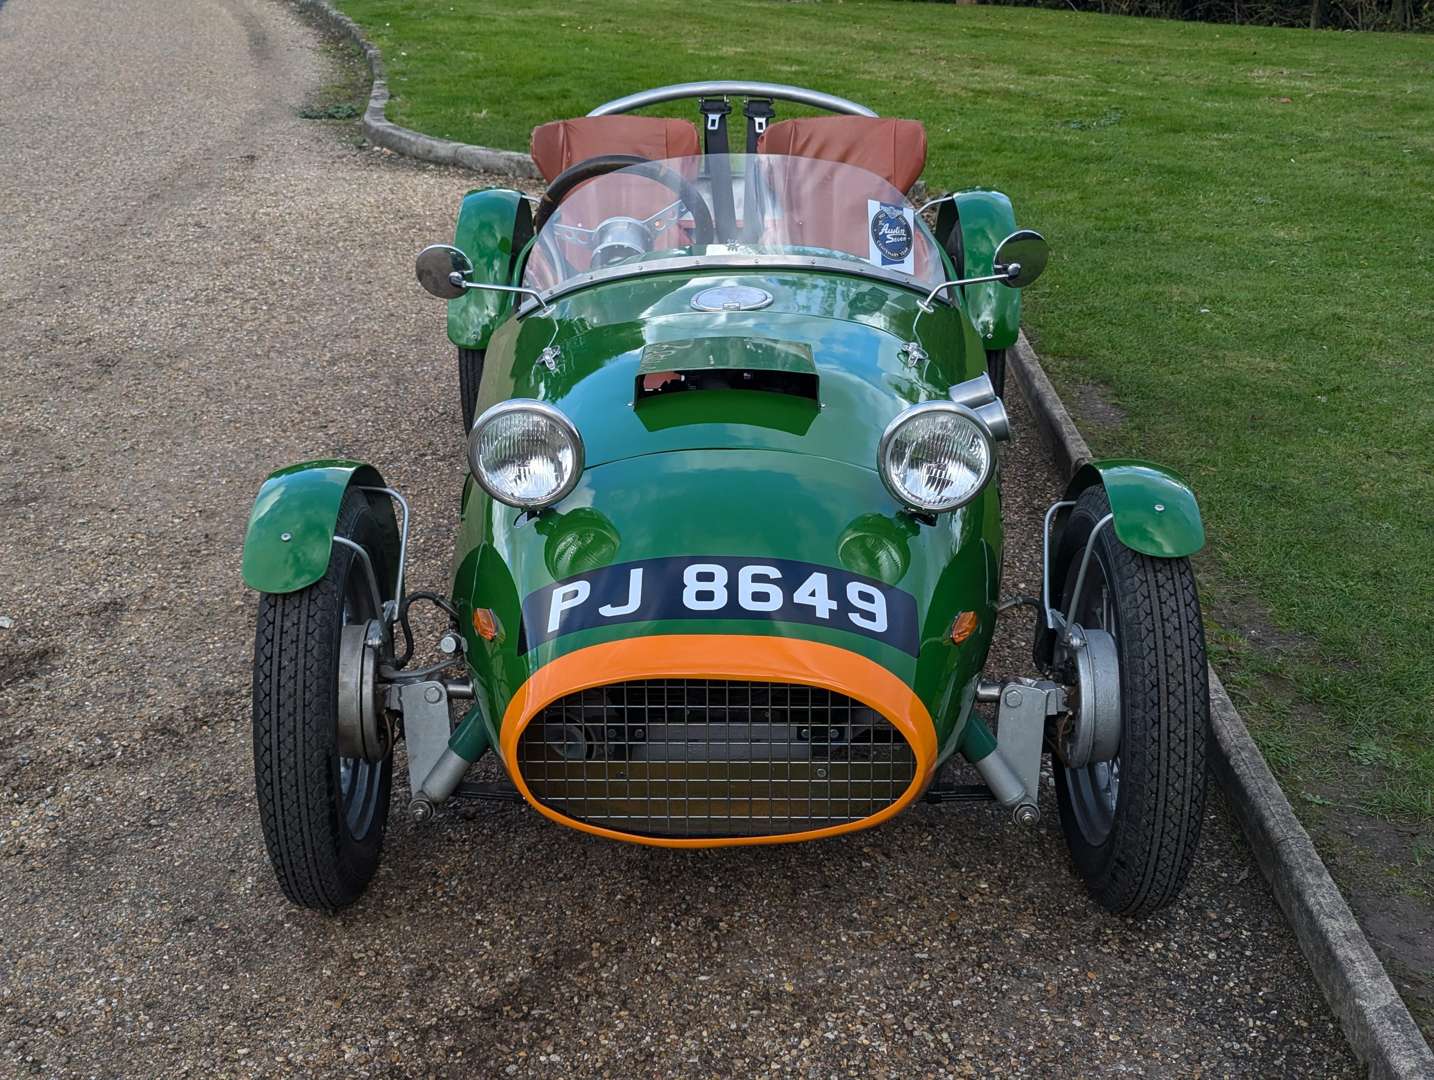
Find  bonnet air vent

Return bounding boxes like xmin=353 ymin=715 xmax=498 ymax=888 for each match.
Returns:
xmin=635 ymin=337 xmax=819 ymax=403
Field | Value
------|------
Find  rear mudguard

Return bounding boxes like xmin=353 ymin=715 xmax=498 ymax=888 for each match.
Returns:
xmin=241 ymin=461 xmax=400 ymax=595
xmin=952 ymin=189 xmax=1021 ymax=351
xmin=1035 ymin=459 xmax=1204 ymax=667
xmin=447 ymin=189 xmax=534 ymax=350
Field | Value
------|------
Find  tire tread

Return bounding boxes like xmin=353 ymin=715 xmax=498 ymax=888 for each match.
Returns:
xmin=1056 ymin=486 xmax=1208 ymax=917
xmin=252 ymin=493 xmax=390 ymax=912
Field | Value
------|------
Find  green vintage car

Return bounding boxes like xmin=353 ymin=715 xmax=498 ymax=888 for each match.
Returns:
xmin=242 ymin=83 xmax=1209 ymax=917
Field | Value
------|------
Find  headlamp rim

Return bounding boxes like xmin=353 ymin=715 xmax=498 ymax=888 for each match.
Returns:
xmin=468 ymin=398 xmax=585 ymax=509
xmin=877 ymin=400 xmax=995 ymax=513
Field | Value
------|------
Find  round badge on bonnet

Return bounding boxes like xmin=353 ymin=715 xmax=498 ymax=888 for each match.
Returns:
xmin=690 ymin=285 xmax=774 ymax=312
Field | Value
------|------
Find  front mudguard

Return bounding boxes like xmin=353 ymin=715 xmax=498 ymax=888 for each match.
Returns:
xmin=1035 ymin=459 xmax=1205 ymax=669
xmin=241 ymin=460 xmax=401 ymax=595
xmin=447 ymin=188 xmax=534 ymax=350
xmin=952 ymin=189 xmax=1022 ymax=351
xmin=1062 ymin=460 xmax=1205 ymax=559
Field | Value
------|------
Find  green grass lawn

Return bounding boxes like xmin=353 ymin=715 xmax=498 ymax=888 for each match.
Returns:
xmin=335 ymin=1 xmax=1433 ymax=865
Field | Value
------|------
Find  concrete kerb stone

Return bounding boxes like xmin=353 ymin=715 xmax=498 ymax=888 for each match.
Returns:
xmin=1008 ymin=330 xmax=1434 ymax=1080
xmin=293 ymin=0 xmax=540 ymax=179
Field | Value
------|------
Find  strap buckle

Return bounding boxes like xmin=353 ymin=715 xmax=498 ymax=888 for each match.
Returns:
xmin=743 ymin=97 xmax=775 ymax=137
xmin=698 ymin=96 xmax=732 ymax=131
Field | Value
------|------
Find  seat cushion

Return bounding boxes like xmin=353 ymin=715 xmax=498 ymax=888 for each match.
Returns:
xmin=530 ymin=116 xmax=702 ymax=181
xmin=756 ymin=117 xmax=927 ymax=193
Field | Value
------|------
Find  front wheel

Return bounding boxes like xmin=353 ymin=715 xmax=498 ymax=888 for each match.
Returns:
xmin=1053 ymin=485 xmax=1208 ymax=917
xmin=252 ymin=490 xmax=394 ymax=911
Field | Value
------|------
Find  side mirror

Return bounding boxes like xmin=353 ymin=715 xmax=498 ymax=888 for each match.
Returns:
xmin=993 ymin=230 xmax=1049 ymax=289
xmin=415 ymin=244 xmax=474 ymax=300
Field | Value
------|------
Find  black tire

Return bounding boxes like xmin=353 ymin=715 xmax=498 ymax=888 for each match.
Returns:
xmin=252 ymin=490 xmax=394 ymax=911
xmin=459 ymin=347 xmax=485 ymax=433
xmin=1053 ymin=485 xmax=1208 ymax=917
xmin=985 ymin=347 xmax=1007 ymax=399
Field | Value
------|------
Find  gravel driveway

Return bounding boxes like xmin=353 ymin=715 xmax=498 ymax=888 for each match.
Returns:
xmin=0 ymin=1 xmax=1360 ymax=1076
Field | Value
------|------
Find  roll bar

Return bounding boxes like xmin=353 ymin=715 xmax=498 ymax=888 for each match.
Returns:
xmin=588 ymin=81 xmax=877 ymax=118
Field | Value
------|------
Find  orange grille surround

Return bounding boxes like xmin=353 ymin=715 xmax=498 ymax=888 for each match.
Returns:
xmin=499 ymin=635 xmax=938 ymax=849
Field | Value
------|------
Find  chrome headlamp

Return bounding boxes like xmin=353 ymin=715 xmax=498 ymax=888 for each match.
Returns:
xmin=468 ymin=399 xmax=584 ymax=509
xmin=878 ymin=400 xmax=995 ymax=513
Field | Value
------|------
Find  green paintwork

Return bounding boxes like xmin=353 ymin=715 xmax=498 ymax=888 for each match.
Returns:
xmin=447 ymin=266 xmax=1014 ymax=762
xmin=453 ymin=448 xmax=1002 ymax=761
xmin=446 ymin=188 xmax=528 ymax=350
xmin=448 ymin=702 xmax=491 ymax=762
xmin=473 ymin=269 xmax=987 ymax=472
xmin=637 ymin=337 xmax=816 ymax=377
xmin=632 ymin=388 xmax=820 ymax=436
xmin=241 ymin=460 xmax=395 ymax=594
xmin=960 ymin=712 xmax=998 ymax=763
xmin=1067 ymin=459 xmax=1206 ymax=558
xmin=954 ymin=189 xmax=1022 ymax=350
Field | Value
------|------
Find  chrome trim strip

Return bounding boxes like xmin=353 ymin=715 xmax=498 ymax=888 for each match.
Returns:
xmin=1041 ymin=500 xmax=1078 ymax=629
xmin=356 ymin=486 xmax=410 ymax=605
xmin=517 ymin=254 xmax=948 ymax=316
xmin=589 ymin=81 xmax=876 ymax=118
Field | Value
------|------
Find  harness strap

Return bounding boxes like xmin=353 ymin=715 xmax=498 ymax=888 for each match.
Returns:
xmin=698 ymin=97 xmax=733 ymax=155
xmin=698 ymin=97 xmax=737 ymax=242
xmin=743 ymin=98 xmax=775 ymax=154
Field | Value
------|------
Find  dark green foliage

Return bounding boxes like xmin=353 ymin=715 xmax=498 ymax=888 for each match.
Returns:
xmin=298 ymin=101 xmax=362 ymax=120
xmin=974 ymin=0 xmax=1428 ymax=31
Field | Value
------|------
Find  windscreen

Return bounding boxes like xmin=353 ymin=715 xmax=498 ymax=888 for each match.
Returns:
xmin=523 ymin=154 xmax=944 ymax=294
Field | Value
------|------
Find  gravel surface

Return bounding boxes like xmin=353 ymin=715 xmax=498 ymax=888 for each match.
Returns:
xmin=0 ymin=0 xmax=1361 ymax=1076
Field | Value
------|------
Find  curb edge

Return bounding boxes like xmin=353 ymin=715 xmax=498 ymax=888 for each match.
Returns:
xmin=293 ymin=0 xmax=540 ymax=179
xmin=1008 ymin=330 xmax=1434 ymax=1080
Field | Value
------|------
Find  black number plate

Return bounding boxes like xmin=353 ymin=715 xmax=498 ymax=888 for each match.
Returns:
xmin=521 ymin=556 xmax=919 ymax=655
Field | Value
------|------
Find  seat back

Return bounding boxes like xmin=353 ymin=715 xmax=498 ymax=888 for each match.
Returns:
xmin=754 ymin=118 xmax=934 ymax=278
xmin=756 ymin=117 xmax=927 ymax=193
xmin=527 ymin=117 xmax=704 ymax=282
xmin=530 ymin=116 xmax=701 ymax=181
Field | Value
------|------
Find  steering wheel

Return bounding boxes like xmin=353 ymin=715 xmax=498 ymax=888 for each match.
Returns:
xmin=533 ymin=154 xmax=716 ymax=247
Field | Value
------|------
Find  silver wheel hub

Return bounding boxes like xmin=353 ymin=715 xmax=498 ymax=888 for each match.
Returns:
xmin=336 ymin=619 xmax=388 ymax=762
xmin=1059 ymin=623 xmax=1121 ymax=768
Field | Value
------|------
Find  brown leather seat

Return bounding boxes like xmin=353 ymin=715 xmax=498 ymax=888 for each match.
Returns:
xmin=527 ymin=117 xmax=704 ymax=283
xmin=530 ymin=116 xmax=701 ymax=182
xmin=753 ymin=119 xmax=935 ymax=278
xmin=756 ymin=116 xmax=927 ymax=193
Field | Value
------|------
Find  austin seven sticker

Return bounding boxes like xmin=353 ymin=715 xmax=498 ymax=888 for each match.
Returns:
xmin=868 ymin=199 xmax=915 ymax=274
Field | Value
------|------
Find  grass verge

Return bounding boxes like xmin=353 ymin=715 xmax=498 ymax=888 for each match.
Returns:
xmin=331 ymin=1 xmax=1433 ymax=881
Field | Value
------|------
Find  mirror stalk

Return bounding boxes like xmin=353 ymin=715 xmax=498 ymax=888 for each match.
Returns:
xmin=449 ymin=275 xmax=552 ymax=314
xmin=416 ymin=243 xmax=554 ymax=315
xmin=917 ymin=266 xmax=1021 ymax=313
xmin=911 ymin=229 xmax=1048 ymax=333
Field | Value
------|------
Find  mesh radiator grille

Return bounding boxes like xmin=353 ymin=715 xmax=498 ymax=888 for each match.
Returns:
xmin=516 ymin=679 xmax=917 ymax=838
